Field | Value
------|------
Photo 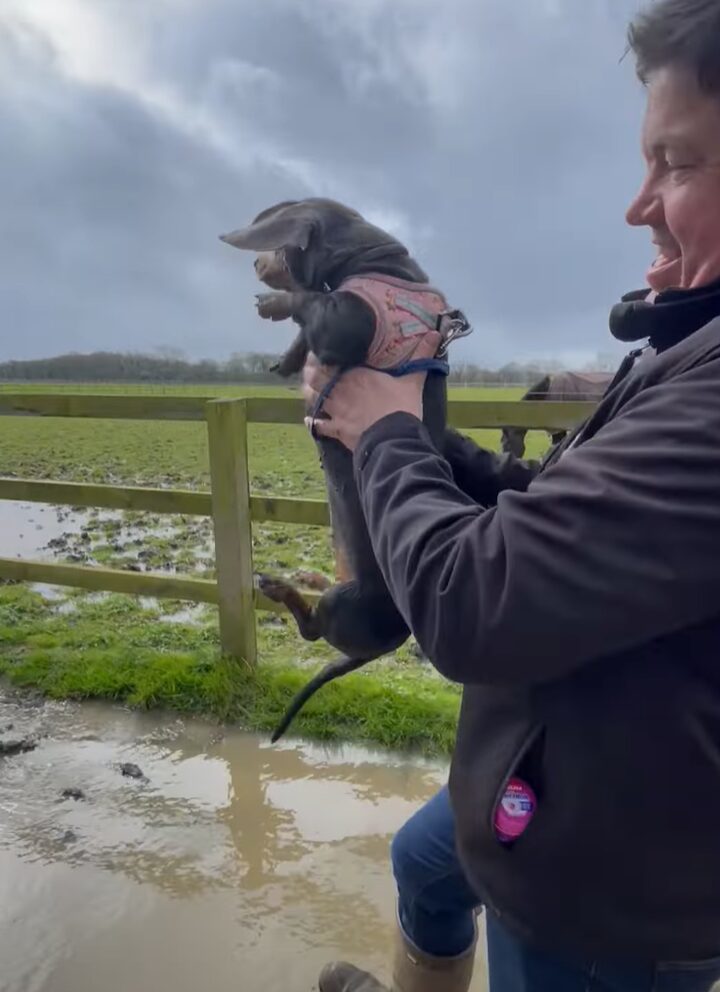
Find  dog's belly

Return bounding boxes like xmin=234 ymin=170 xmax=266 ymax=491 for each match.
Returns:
xmin=314 ymin=371 xmax=447 ymax=604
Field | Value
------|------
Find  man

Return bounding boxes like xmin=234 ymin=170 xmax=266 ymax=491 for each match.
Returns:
xmin=303 ymin=1 xmax=720 ymax=990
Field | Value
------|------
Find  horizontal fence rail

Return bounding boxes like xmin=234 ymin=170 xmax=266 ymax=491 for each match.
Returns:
xmin=0 ymin=556 xmax=219 ymax=603
xmin=247 ymin=396 xmax=592 ymax=431
xmin=0 ymin=391 xmax=593 ymax=430
xmin=0 ymin=392 xmax=595 ymax=662
xmin=0 ymin=478 xmax=330 ymax=525
xmin=0 ymin=393 xmax=209 ymax=421
xmin=0 ymin=557 xmax=311 ymax=614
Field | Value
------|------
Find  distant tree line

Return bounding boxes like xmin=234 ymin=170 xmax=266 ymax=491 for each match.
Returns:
xmin=0 ymin=350 xmax=620 ymax=386
xmin=0 ymin=351 xmax=285 ymax=385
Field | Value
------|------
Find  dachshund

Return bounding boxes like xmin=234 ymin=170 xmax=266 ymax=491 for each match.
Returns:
xmin=220 ymin=199 xmax=471 ymax=741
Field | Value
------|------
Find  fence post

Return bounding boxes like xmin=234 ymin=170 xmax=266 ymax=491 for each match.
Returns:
xmin=206 ymin=398 xmax=257 ymax=664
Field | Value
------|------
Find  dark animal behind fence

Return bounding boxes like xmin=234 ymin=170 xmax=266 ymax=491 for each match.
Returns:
xmin=501 ymin=370 xmax=615 ymax=458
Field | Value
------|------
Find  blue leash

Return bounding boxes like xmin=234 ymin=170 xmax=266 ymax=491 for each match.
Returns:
xmin=381 ymin=357 xmax=450 ymax=378
xmin=309 ymin=357 xmax=449 ymax=435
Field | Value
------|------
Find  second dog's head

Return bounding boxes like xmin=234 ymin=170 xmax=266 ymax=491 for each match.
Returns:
xmin=220 ymin=198 xmax=427 ymax=291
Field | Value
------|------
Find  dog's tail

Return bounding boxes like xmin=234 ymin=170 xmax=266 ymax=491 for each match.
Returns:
xmin=271 ymin=655 xmax=371 ymax=743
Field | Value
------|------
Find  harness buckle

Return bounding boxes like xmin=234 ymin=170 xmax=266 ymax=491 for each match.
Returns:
xmin=436 ymin=309 xmax=473 ymax=356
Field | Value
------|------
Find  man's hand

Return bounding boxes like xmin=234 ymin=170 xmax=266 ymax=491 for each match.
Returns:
xmin=256 ymin=291 xmax=295 ymax=322
xmin=302 ymin=331 xmax=442 ymax=452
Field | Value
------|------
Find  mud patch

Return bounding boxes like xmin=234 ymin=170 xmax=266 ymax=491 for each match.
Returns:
xmin=0 ymin=687 xmax=487 ymax=992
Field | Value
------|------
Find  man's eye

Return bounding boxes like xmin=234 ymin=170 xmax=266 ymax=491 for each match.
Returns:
xmin=663 ymin=153 xmax=693 ymax=170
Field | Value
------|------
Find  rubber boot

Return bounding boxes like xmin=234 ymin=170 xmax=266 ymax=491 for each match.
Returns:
xmin=318 ymin=919 xmax=476 ymax=992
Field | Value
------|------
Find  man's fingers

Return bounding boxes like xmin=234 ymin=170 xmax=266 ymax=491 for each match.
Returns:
xmin=302 ymin=382 xmax=319 ymax=408
xmin=301 ymin=356 xmax=340 ymax=414
xmin=303 ymin=416 xmax=339 ymax=440
xmin=302 ymin=356 xmax=334 ymax=391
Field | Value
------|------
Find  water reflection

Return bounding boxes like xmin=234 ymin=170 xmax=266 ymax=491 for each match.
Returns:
xmin=0 ymin=691 xmax=488 ymax=992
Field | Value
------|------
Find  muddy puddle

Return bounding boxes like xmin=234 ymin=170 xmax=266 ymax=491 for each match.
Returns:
xmin=0 ymin=498 xmax=332 ymax=618
xmin=0 ymin=499 xmax=214 ymax=570
xmin=0 ymin=498 xmax=217 ymax=621
xmin=0 ymin=500 xmax=92 ymax=561
xmin=0 ymin=689 xmax=487 ymax=992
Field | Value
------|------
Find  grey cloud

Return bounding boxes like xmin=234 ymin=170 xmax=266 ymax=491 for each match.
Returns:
xmin=0 ymin=0 xmax=654 ymax=366
xmin=0 ymin=20 xmax=307 ymax=360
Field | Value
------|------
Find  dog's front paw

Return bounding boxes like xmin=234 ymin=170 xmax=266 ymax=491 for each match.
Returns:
xmin=255 ymin=292 xmax=293 ymax=322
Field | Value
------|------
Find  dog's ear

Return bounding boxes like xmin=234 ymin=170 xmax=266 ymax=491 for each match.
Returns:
xmin=219 ymin=201 xmax=316 ymax=253
xmin=220 ymin=197 xmax=425 ymax=290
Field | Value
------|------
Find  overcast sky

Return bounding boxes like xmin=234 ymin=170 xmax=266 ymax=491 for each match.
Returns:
xmin=1 ymin=0 xmax=653 ymax=368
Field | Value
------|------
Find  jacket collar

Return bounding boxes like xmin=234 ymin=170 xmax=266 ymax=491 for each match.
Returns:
xmin=609 ymin=277 xmax=720 ymax=354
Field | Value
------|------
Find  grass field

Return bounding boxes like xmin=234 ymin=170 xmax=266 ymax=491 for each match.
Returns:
xmin=0 ymin=382 xmax=551 ymax=754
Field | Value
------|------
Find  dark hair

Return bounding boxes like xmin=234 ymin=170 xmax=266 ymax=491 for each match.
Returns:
xmin=627 ymin=0 xmax=720 ymax=95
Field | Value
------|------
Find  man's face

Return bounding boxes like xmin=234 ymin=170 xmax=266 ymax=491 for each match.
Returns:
xmin=626 ymin=65 xmax=720 ymax=292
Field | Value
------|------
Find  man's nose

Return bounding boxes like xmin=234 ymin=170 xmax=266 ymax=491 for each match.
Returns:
xmin=626 ymin=176 xmax=661 ymax=228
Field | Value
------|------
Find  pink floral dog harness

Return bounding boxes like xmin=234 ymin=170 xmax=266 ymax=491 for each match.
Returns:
xmin=339 ymin=273 xmax=449 ymax=372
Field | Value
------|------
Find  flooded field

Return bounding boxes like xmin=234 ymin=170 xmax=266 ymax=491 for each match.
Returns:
xmin=0 ymin=430 xmax=475 ymax=986
xmin=0 ymin=497 xmax=337 ymax=618
xmin=1 ymin=500 xmax=100 ymax=563
xmin=1 ymin=498 xmax=217 ymax=576
xmin=0 ymin=688 xmax=488 ymax=992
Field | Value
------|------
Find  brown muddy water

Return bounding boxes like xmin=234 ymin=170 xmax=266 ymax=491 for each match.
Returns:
xmin=0 ymin=499 xmax=480 ymax=988
xmin=1 ymin=500 xmax=98 ymax=561
xmin=0 ymin=689 xmax=489 ymax=992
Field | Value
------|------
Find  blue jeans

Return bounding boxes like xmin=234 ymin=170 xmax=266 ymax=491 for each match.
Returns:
xmin=390 ymin=786 xmax=720 ymax=992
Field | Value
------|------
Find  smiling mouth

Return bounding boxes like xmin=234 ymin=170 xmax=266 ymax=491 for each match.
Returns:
xmin=651 ymin=240 xmax=681 ymax=268
xmin=646 ymin=242 xmax=683 ymax=291
xmin=652 ymin=253 xmax=677 ymax=268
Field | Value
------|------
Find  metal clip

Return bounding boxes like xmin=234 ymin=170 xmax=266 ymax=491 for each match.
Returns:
xmin=436 ymin=309 xmax=473 ymax=356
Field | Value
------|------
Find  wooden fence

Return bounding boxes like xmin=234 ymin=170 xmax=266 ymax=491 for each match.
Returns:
xmin=0 ymin=393 xmax=593 ymax=665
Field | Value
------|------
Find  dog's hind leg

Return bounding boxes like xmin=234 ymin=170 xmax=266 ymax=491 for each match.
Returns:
xmin=271 ymin=328 xmax=308 ymax=377
xmin=256 ymin=574 xmax=323 ymax=641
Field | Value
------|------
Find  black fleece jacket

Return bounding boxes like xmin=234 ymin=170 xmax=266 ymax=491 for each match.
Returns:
xmin=352 ymin=282 xmax=720 ymax=961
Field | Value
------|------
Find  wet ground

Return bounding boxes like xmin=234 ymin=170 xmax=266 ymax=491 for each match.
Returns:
xmin=0 ymin=688 xmax=488 ymax=992
xmin=1 ymin=500 xmax=96 ymax=562
xmin=0 ymin=498 xmax=217 ymax=624
xmin=0 ymin=498 xmax=433 ymax=664
xmin=0 ymin=498 xmax=216 ymax=574
xmin=0 ymin=498 xmax=333 ymax=610
xmin=0 ymin=501 xmax=472 ymax=988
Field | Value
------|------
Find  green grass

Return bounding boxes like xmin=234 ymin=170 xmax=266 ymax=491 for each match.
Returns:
xmin=0 ymin=381 xmax=552 ymax=754
xmin=0 ymin=584 xmax=461 ymax=754
xmin=0 ymin=381 xmax=547 ymax=491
